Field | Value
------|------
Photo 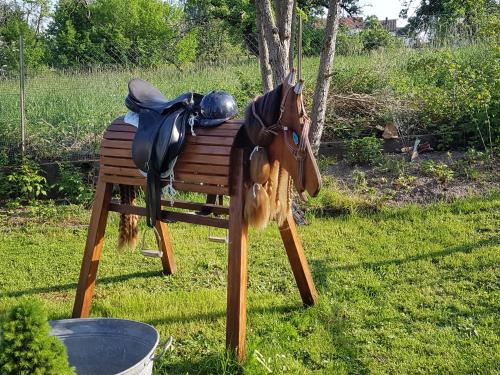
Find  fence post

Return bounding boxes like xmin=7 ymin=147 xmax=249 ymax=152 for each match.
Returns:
xmin=19 ymin=35 xmax=26 ymax=156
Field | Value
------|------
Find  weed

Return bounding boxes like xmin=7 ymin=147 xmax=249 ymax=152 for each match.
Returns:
xmin=393 ymin=174 xmax=417 ymax=191
xmin=316 ymin=156 xmax=336 ymax=175
xmin=453 ymin=159 xmax=480 ymax=180
xmin=375 ymin=155 xmax=409 ymax=176
xmin=421 ymin=160 xmax=455 ymax=184
xmin=27 ymin=201 xmax=60 ymax=222
xmin=463 ymin=148 xmax=495 ymax=167
xmin=352 ymin=169 xmax=368 ymax=191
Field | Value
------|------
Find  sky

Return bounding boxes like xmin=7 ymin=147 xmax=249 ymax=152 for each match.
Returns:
xmin=357 ymin=0 xmax=419 ymax=26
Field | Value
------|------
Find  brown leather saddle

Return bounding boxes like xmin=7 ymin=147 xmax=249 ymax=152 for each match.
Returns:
xmin=126 ymin=79 xmax=202 ymax=227
xmin=125 ymin=79 xmax=239 ymax=227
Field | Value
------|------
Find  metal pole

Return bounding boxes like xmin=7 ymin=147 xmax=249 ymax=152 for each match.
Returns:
xmin=19 ymin=35 xmax=26 ymax=156
xmin=297 ymin=16 xmax=303 ymax=81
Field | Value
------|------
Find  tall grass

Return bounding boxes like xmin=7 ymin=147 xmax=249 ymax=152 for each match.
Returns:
xmin=0 ymin=40 xmax=497 ymax=161
xmin=0 ymin=60 xmax=260 ymax=160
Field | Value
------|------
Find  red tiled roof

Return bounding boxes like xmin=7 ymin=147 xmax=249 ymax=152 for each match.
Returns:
xmin=340 ymin=17 xmax=364 ymax=29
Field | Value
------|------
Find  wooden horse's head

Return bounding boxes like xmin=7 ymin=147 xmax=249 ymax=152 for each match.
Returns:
xmin=244 ymin=71 xmax=321 ymax=198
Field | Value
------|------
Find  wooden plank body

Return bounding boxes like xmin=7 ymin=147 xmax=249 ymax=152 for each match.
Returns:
xmin=99 ymin=118 xmax=239 ymax=196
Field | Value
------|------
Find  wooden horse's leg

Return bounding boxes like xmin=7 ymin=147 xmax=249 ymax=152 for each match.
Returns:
xmin=72 ymin=178 xmax=113 ymax=318
xmin=155 ymin=220 xmax=176 ymax=274
xmin=226 ymin=150 xmax=249 ymax=361
xmin=279 ymin=213 xmax=318 ymax=306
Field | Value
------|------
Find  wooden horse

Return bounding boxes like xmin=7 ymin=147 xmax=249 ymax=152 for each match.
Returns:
xmin=72 ymin=73 xmax=321 ymax=361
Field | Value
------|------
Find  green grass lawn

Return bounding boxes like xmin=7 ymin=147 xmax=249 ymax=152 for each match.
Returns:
xmin=0 ymin=194 xmax=499 ymax=374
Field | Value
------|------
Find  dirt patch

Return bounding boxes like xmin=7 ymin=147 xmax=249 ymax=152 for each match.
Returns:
xmin=325 ymin=151 xmax=499 ymax=206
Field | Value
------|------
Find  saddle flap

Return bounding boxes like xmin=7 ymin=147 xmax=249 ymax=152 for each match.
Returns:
xmin=131 ymin=111 xmax=161 ymax=172
xmin=154 ymin=108 xmax=187 ymax=173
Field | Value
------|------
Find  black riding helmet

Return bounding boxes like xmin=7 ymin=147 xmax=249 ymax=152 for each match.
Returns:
xmin=197 ymin=91 xmax=238 ymax=126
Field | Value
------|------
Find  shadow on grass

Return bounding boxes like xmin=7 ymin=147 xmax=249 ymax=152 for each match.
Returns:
xmin=311 ymin=236 xmax=498 ymax=290
xmin=144 ymin=303 xmax=302 ymax=327
xmin=2 ymin=270 xmax=164 ymax=299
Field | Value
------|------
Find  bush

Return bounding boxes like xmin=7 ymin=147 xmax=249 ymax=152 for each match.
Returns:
xmin=345 ymin=137 xmax=384 ymax=165
xmin=47 ymin=0 xmax=188 ymax=68
xmin=0 ymin=159 xmax=47 ymax=203
xmin=234 ymin=70 xmax=261 ymax=104
xmin=360 ymin=16 xmax=402 ymax=51
xmin=195 ymin=19 xmax=245 ymax=65
xmin=0 ymin=13 xmax=47 ymax=74
xmin=336 ymin=26 xmax=363 ymax=56
xmin=51 ymin=163 xmax=93 ymax=205
xmin=393 ymin=43 xmax=499 ymax=149
xmin=303 ymin=23 xmax=325 ymax=56
xmin=0 ymin=300 xmax=74 ymax=375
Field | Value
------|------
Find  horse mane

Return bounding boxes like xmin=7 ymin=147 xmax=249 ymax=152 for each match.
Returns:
xmin=241 ymin=84 xmax=283 ymax=147
xmin=244 ymin=84 xmax=283 ymax=130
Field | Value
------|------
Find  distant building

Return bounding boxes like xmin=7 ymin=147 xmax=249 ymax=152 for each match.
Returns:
xmin=380 ymin=18 xmax=398 ymax=34
xmin=339 ymin=17 xmax=364 ymax=33
xmin=341 ymin=16 xmax=401 ymax=35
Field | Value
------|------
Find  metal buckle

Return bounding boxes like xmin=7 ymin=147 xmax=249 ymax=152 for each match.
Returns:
xmin=140 ymin=226 xmax=163 ymax=258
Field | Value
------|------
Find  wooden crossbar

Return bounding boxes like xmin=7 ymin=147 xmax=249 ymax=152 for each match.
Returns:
xmin=160 ymin=199 xmax=229 ymax=215
xmin=108 ymin=202 xmax=229 ymax=229
xmin=109 ymin=198 xmax=229 ymax=216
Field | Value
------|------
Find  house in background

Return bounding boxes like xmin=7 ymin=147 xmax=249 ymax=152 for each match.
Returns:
xmin=340 ymin=16 xmax=364 ymax=33
xmin=340 ymin=16 xmax=401 ymax=36
xmin=380 ymin=17 xmax=399 ymax=35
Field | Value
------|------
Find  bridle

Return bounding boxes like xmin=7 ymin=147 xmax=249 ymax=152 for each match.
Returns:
xmin=251 ymin=85 xmax=310 ymax=193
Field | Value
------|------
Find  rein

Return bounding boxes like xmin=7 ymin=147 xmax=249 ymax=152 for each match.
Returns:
xmin=251 ymin=85 xmax=310 ymax=192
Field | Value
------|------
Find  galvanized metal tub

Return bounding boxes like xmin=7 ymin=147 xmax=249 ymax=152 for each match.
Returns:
xmin=50 ymin=318 xmax=171 ymax=375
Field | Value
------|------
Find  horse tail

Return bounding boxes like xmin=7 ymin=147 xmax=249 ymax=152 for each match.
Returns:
xmin=118 ymin=184 xmax=138 ymax=249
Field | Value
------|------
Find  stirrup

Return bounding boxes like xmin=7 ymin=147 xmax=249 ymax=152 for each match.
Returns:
xmin=140 ymin=226 xmax=163 ymax=258
xmin=208 ymin=227 xmax=228 ymax=244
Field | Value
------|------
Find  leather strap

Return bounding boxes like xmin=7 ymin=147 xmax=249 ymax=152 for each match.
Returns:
xmin=146 ymin=169 xmax=161 ymax=227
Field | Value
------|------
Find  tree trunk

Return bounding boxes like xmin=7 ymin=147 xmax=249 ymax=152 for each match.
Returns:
xmin=255 ymin=1 xmax=273 ymax=92
xmin=309 ymin=0 xmax=341 ymax=154
xmin=255 ymin=0 xmax=293 ymax=87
